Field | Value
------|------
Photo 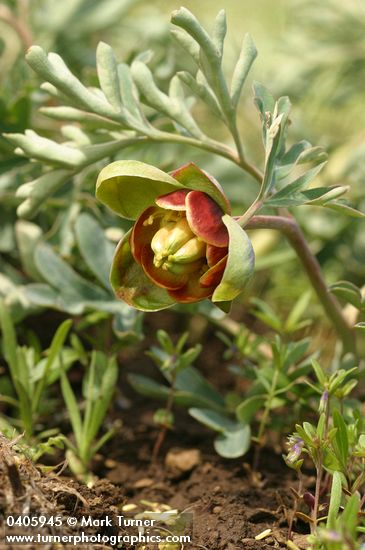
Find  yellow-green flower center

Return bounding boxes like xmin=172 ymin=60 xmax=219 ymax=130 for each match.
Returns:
xmin=151 ymin=216 xmax=206 ymax=272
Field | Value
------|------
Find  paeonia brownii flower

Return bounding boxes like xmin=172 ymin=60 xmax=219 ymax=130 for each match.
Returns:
xmin=96 ymin=161 xmax=254 ymax=311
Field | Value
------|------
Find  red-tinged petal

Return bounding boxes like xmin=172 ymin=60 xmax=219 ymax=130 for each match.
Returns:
xmin=155 ymin=189 xmax=189 ymax=210
xmin=168 ymin=273 xmax=214 ymax=304
xmin=131 ymin=206 xmax=163 ymax=263
xmin=206 ymin=244 xmax=228 ymax=267
xmin=186 ymin=191 xmax=229 ymax=247
xmin=199 ymin=256 xmax=227 ymax=288
xmin=110 ymin=231 xmax=175 ymax=311
xmin=170 ymin=162 xmax=231 ymax=214
xmin=140 ymin=246 xmax=188 ymax=290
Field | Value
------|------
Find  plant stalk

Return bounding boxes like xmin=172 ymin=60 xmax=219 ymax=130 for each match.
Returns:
xmin=244 ymin=215 xmax=356 ymax=355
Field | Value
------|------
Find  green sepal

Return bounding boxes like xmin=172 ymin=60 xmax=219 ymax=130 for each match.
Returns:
xmin=110 ymin=230 xmax=175 ymax=311
xmin=96 ymin=160 xmax=183 ymax=219
xmin=212 ymin=215 xmax=254 ymax=302
xmin=171 ymin=162 xmax=231 ymax=214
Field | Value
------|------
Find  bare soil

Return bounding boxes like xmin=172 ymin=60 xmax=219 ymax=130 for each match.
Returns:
xmin=0 ymin=312 xmax=313 ymax=549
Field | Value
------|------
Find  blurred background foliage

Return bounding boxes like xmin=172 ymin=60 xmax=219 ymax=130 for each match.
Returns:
xmin=0 ymin=0 xmax=364 ymax=353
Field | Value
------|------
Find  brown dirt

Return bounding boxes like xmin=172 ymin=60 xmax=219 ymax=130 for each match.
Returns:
xmin=0 ymin=312 xmax=314 ymax=549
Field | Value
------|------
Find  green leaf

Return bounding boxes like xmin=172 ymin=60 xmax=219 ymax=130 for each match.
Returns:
xmin=214 ymin=425 xmax=251 ymax=458
xmin=75 ymin=213 xmax=114 ymax=290
xmin=212 ymin=10 xmax=227 ymax=58
xmin=110 ymin=230 xmax=175 ymax=311
xmin=303 ymin=185 xmax=349 ymax=205
xmin=236 ymin=395 xmax=265 ymax=423
xmin=26 ymin=46 xmax=120 ymax=121
xmin=312 ymin=359 xmax=327 ymax=386
xmin=231 ymin=34 xmax=257 ymax=109
xmin=127 ymin=373 xmax=224 ymax=411
xmin=260 ymin=114 xmax=284 ymax=196
xmin=96 ymin=160 xmax=182 ymax=219
xmin=96 ymin=42 xmax=122 ymax=111
xmin=341 ymin=493 xmax=360 ymax=538
xmin=212 ymin=216 xmax=254 ymax=302
xmin=189 ymin=408 xmax=237 ymax=432
xmin=170 ymin=29 xmax=200 ymax=64
xmin=284 ymin=291 xmax=311 ymax=332
xmin=15 ymin=170 xmax=71 ymax=219
xmin=326 ymin=471 xmax=342 ymax=529
xmin=32 ymin=320 xmax=72 ymax=414
xmin=0 ymin=299 xmax=19 ymax=382
xmin=324 ymin=200 xmax=365 ymax=218
xmin=15 ymin=221 xmax=42 ymax=279
xmin=6 ymin=131 xmax=85 ymax=167
xmin=267 ymin=162 xmax=326 ymax=204
xmin=60 ymin=370 xmax=83 ymax=450
xmin=253 ymin=82 xmax=275 ymax=121
xmin=171 ymin=8 xmax=220 ymax=69
xmin=177 ymin=71 xmax=223 ymax=119
xmin=33 ymin=243 xmax=109 ymax=310
xmin=117 ymin=63 xmax=145 ymax=123
xmin=174 ymin=366 xmax=225 ymax=408
xmin=332 ymin=409 xmax=349 ymax=467
xmin=83 ymin=354 xmax=118 ymax=448
xmin=131 ymin=60 xmax=204 ymax=139
xmin=250 ymin=297 xmax=282 ymax=331
xmin=329 ymin=281 xmax=362 ymax=310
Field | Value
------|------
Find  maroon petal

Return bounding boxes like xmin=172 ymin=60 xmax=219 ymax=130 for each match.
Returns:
xmin=168 ymin=273 xmax=214 ymax=303
xmin=199 ymin=256 xmax=227 ymax=288
xmin=131 ymin=206 xmax=163 ymax=263
xmin=206 ymin=244 xmax=228 ymax=267
xmin=170 ymin=162 xmax=231 ymax=214
xmin=186 ymin=191 xmax=229 ymax=247
xmin=140 ymin=246 xmax=188 ymax=290
xmin=155 ymin=189 xmax=189 ymax=210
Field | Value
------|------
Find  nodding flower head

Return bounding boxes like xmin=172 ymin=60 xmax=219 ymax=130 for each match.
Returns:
xmin=96 ymin=161 xmax=255 ymax=311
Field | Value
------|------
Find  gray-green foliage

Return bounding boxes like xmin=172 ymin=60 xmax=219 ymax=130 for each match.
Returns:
xmin=5 ymin=6 xmax=363 ymax=224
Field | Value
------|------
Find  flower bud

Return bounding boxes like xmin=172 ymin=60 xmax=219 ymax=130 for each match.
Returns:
xmin=151 ymin=217 xmax=195 ymax=269
xmin=168 ymin=237 xmax=206 ymax=264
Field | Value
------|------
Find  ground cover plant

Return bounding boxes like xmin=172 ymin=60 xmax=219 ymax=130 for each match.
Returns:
xmin=0 ymin=1 xmax=364 ymax=549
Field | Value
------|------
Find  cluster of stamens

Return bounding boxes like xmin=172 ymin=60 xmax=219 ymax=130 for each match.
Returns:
xmin=146 ymin=212 xmax=206 ymax=274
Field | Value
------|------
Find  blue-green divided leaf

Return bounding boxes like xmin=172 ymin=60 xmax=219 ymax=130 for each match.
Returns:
xmin=214 ymin=425 xmax=251 ymax=458
xmin=34 ymin=243 xmax=109 ymax=301
xmin=212 ymin=216 xmax=254 ymax=302
xmin=253 ymin=82 xmax=275 ymax=120
xmin=230 ymin=34 xmax=257 ymax=109
xmin=75 ymin=213 xmax=115 ymax=290
xmin=267 ymin=162 xmax=326 ymax=202
xmin=96 ymin=42 xmax=122 ymax=111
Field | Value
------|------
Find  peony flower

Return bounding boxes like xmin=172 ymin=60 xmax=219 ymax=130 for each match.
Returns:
xmin=96 ymin=161 xmax=254 ymax=311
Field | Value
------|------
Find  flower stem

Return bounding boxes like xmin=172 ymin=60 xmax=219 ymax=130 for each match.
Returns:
xmin=244 ymin=215 xmax=356 ymax=355
xmin=152 ymin=371 xmax=176 ymax=462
